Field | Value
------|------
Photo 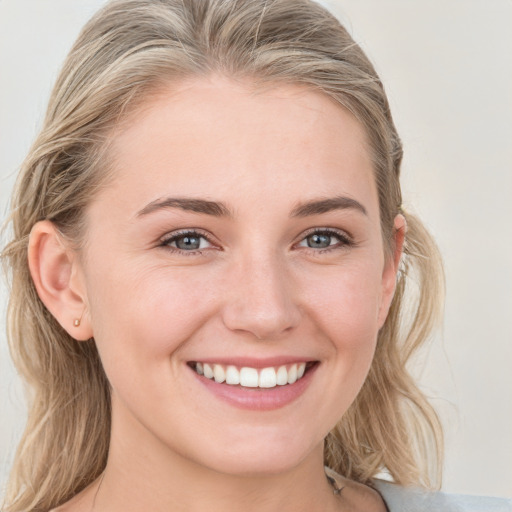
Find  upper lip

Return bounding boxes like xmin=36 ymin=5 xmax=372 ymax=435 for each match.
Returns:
xmin=187 ymin=356 xmax=317 ymax=369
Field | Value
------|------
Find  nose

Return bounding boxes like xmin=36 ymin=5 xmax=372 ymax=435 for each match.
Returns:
xmin=221 ymin=253 xmax=302 ymax=340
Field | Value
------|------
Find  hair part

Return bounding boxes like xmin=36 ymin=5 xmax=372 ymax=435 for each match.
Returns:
xmin=2 ymin=1 xmax=444 ymax=510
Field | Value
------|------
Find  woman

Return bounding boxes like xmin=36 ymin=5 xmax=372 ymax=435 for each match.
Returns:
xmin=1 ymin=1 xmax=510 ymax=511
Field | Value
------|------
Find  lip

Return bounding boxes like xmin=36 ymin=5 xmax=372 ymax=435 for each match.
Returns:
xmin=188 ymin=360 xmax=319 ymax=411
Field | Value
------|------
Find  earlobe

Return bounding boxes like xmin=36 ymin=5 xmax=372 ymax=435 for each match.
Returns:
xmin=378 ymin=214 xmax=406 ymax=327
xmin=28 ymin=220 xmax=92 ymax=341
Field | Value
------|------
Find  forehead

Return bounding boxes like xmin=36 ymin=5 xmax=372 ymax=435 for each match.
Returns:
xmin=97 ymin=75 xmax=377 ymax=218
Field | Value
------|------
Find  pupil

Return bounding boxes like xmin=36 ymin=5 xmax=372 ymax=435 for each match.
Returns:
xmin=308 ymin=233 xmax=331 ymax=248
xmin=177 ymin=235 xmax=200 ymax=250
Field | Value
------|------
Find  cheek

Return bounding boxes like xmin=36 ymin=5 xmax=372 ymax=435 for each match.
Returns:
xmin=302 ymin=262 xmax=384 ymax=349
xmin=84 ymin=260 xmax=221 ymax=371
xmin=293 ymin=263 xmax=385 ymax=427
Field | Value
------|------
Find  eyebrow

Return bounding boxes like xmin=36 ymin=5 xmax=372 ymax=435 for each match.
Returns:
xmin=290 ymin=196 xmax=367 ymax=217
xmin=137 ymin=197 xmax=233 ymax=217
xmin=136 ymin=195 xmax=367 ymax=219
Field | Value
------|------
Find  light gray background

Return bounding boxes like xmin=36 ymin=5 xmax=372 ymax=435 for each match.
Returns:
xmin=1 ymin=0 xmax=511 ymax=499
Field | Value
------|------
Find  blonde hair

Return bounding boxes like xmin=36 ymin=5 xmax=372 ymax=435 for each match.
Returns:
xmin=1 ymin=0 xmax=444 ymax=510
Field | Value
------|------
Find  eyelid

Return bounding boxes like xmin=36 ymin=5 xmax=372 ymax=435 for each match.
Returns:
xmin=298 ymin=226 xmax=353 ymax=240
xmin=294 ymin=227 xmax=354 ymax=250
xmin=159 ymin=228 xmax=218 ymax=253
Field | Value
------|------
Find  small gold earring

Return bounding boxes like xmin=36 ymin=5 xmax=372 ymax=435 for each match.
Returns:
xmin=73 ymin=310 xmax=85 ymax=328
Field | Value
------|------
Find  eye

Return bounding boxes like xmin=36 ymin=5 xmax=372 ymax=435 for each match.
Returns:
xmin=297 ymin=229 xmax=352 ymax=251
xmin=161 ymin=230 xmax=213 ymax=252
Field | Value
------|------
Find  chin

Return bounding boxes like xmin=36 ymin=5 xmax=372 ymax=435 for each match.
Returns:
xmin=188 ymin=429 xmax=321 ymax=477
xmin=202 ymin=455 xmax=305 ymax=478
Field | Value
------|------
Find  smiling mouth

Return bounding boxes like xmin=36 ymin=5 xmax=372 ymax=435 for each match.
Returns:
xmin=188 ymin=361 xmax=317 ymax=389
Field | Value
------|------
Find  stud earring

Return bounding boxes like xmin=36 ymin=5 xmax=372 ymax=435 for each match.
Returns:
xmin=73 ymin=310 xmax=85 ymax=328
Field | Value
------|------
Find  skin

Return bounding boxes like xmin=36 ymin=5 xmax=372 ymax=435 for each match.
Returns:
xmin=30 ymin=76 xmax=404 ymax=512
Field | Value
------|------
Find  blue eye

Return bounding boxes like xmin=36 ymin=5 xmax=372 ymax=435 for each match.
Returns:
xmin=298 ymin=229 xmax=351 ymax=250
xmin=162 ymin=231 xmax=212 ymax=252
xmin=305 ymin=233 xmax=333 ymax=249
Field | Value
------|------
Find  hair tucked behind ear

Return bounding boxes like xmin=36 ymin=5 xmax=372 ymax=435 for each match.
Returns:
xmin=2 ymin=0 xmax=444 ymax=509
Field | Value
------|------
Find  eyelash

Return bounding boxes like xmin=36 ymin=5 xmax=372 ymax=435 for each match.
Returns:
xmin=296 ymin=228 xmax=354 ymax=254
xmin=159 ymin=229 xmax=215 ymax=255
xmin=159 ymin=228 xmax=354 ymax=256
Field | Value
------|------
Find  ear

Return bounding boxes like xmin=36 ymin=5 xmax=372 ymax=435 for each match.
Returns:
xmin=377 ymin=214 xmax=406 ymax=328
xmin=28 ymin=220 xmax=93 ymax=341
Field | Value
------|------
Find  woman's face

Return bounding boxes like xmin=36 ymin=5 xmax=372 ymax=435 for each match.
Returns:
xmin=78 ymin=76 xmax=401 ymax=475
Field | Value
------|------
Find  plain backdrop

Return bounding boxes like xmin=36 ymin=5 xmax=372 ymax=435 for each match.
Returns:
xmin=1 ymin=0 xmax=511 ymax=499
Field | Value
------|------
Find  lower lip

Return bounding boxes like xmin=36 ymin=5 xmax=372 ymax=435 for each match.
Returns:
xmin=190 ymin=364 xmax=319 ymax=411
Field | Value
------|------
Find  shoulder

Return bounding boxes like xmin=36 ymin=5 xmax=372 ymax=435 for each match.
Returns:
xmin=373 ymin=479 xmax=512 ymax=512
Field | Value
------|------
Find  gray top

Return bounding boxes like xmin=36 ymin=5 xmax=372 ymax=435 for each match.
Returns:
xmin=373 ymin=480 xmax=512 ymax=512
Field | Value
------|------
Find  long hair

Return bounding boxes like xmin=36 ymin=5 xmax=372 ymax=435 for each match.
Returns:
xmin=1 ymin=1 xmax=444 ymax=510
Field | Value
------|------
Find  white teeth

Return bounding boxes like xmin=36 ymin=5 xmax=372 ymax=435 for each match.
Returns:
xmin=287 ymin=364 xmax=298 ymax=384
xmin=276 ymin=365 xmax=288 ymax=385
xmin=225 ymin=365 xmax=240 ymax=385
xmin=194 ymin=362 xmax=311 ymax=388
xmin=240 ymin=367 xmax=259 ymax=387
xmin=213 ymin=364 xmax=225 ymax=383
xmin=259 ymin=367 xmax=277 ymax=388
xmin=203 ymin=363 xmax=214 ymax=379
